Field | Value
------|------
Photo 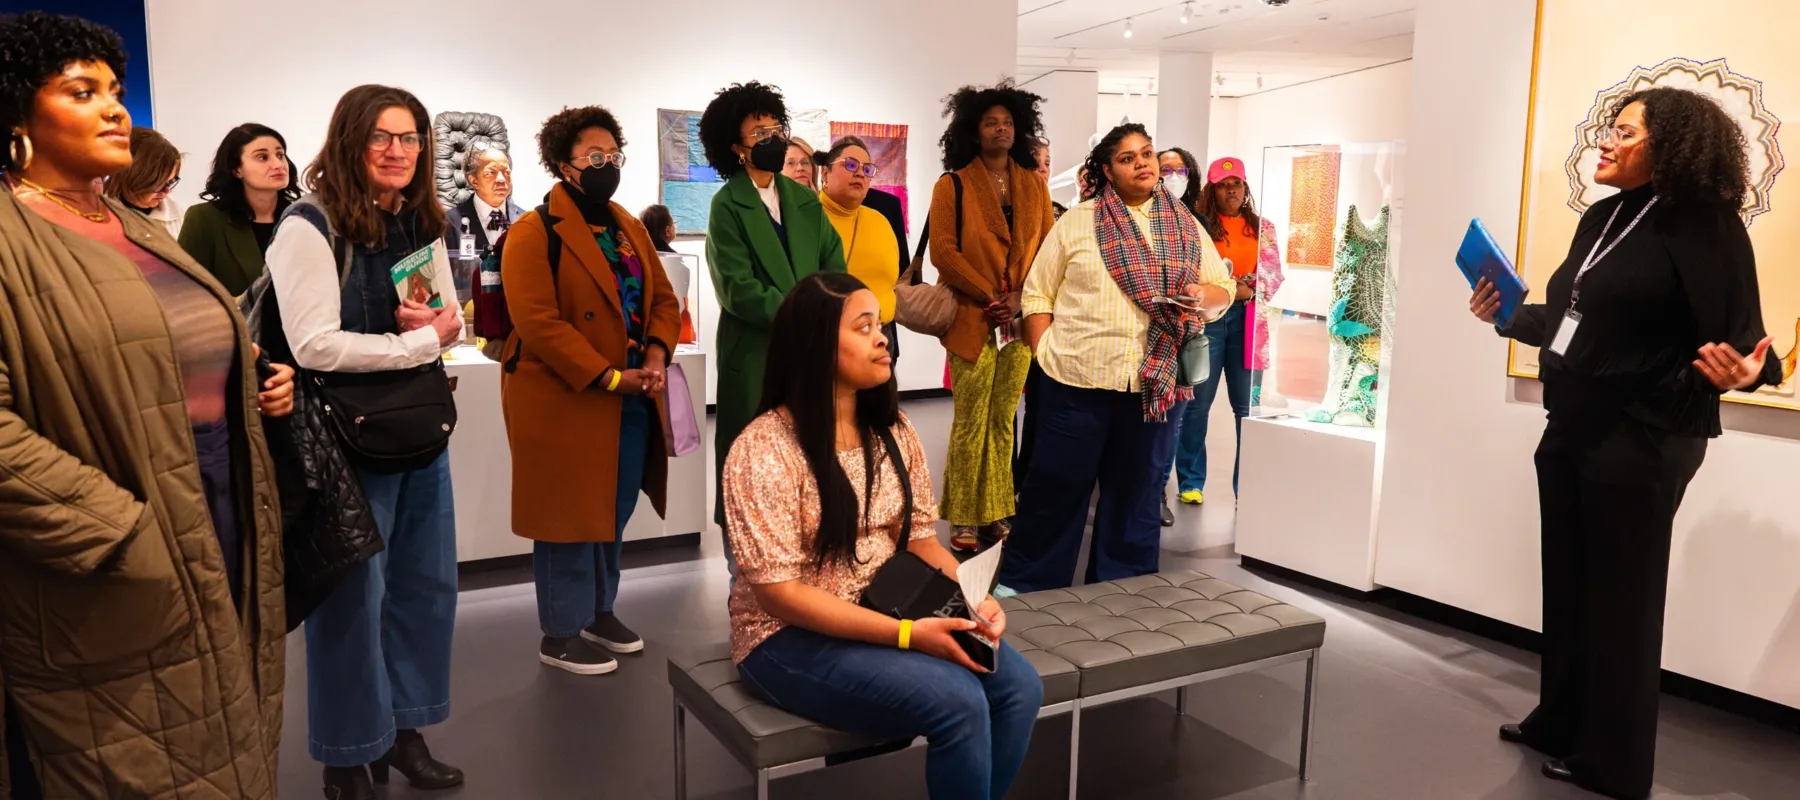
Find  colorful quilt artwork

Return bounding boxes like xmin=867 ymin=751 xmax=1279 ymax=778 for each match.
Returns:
xmin=830 ymin=121 xmax=910 ymax=226
xmin=1284 ymin=150 xmax=1342 ymax=268
xmin=658 ymin=107 xmax=831 ymax=235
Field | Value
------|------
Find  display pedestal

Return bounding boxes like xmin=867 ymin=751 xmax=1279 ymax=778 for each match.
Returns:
xmin=444 ymin=345 xmax=710 ymax=563
xmin=1235 ymin=416 xmax=1382 ymax=592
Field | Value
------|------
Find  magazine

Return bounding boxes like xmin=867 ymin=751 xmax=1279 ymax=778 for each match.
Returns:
xmin=391 ymin=243 xmax=444 ymax=309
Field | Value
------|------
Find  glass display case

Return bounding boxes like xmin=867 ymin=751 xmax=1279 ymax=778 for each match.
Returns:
xmin=1247 ymin=141 xmax=1406 ymax=428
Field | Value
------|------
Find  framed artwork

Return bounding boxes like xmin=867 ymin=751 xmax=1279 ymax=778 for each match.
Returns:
xmin=830 ymin=121 xmax=910 ymax=224
xmin=1510 ymin=0 xmax=1795 ymax=408
xmin=1285 ymin=150 xmax=1342 ymax=268
xmin=657 ymin=107 xmax=830 ymax=235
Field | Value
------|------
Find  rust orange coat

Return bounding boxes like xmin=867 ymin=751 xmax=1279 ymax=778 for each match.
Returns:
xmin=499 ymin=184 xmax=681 ymax=543
xmin=927 ymin=158 xmax=1054 ymax=364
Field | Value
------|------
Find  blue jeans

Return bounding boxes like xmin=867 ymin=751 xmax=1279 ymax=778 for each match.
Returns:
xmin=739 ymin=627 xmax=1043 ymax=800
xmin=534 ymin=395 xmax=651 ymax=637
xmin=1171 ymin=302 xmax=1252 ymax=495
xmin=305 ymin=451 xmax=458 ymax=766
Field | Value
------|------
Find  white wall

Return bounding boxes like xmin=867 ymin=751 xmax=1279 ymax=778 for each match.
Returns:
xmin=146 ymin=0 xmax=1017 ymax=394
xmin=1372 ymin=0 xmax=1800 ymax=708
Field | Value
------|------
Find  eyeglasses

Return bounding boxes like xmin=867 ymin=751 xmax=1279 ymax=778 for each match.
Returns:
xmin=369 ymin=130 xmax=423 ymax=153
xmin=832 ymin=156 xmax=879 ymax=178
xmin=1160 ymin=167 xmax=1190 ymax=178
xmin=749 ymin=124 xmax=789 ymax=144
xmin=1595 ymin=125 xmax=1643 ymax=147
xmin=158 ymin=175 xmax=181 ymax=193
xmin=570 ymin=151 xmax=627 ymax=169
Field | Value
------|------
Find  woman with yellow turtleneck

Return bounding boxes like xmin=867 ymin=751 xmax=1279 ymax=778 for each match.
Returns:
xmin=816 ymin=137 xmax=901 ymax=351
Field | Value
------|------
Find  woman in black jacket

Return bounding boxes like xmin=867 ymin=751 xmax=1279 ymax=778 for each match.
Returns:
xmin=1472 ymin=87 xmax=1780 ymax=800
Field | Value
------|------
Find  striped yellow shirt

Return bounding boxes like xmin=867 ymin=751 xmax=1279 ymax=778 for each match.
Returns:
xmin=1022 ymin=198 xmax=1234 ymax=392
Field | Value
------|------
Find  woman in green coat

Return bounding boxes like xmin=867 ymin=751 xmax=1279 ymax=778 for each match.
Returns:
xmin=699 ymin=81 xmax=845 ymax=544
xmin=177 ymin=123 xmax=300 ymax=295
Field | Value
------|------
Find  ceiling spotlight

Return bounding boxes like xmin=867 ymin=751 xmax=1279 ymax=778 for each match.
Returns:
xmin=1066 ymin=48 xmax=1078 ymax=64
xmin=1123 ymin=17 xmax=1134 ymax=38
xmin=1180 ymin=2 xmax=1193 ymax=23
xmin=1214 ymin=73 xmax=1227 ymax=86
xmin=1256 ymin=73 xmax=1265 ymax=89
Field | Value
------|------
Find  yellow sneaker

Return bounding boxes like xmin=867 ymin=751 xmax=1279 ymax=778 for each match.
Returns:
xmin=1179 ymin=490 xmax=1204 ymax=505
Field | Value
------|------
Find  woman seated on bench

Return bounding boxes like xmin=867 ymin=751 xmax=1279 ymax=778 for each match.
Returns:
xmin=722 ymin=272 xmax=1043 ymax=800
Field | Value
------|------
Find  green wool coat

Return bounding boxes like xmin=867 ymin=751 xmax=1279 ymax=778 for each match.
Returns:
xmin=705 ymin=171 xmax=845 ymax=524
xmin=178 ymin=200 xmax=267 ymax=296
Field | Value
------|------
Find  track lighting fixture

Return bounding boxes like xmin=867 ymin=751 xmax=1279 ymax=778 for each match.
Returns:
xmin=1123 ymin=17 xmax=1134 ymax=38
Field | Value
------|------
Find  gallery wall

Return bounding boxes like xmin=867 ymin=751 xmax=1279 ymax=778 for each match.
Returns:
xmin=1374 ymin=0 xmax=1800 ymax=708
xmin=144 ymin=0 xmax=1018 ymax=394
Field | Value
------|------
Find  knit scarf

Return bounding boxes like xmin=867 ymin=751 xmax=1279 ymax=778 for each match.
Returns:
xmin=1094 ymin=182 xmax=1203 ymax=421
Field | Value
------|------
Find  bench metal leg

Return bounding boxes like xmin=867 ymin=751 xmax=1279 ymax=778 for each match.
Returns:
xmin=1175 ymin=685 xmax=1189 ymax=717
xmin=1067 ymin=701 xmax=1081 ymax=800
xmin=1299 ymin=648 xmax=1319 ymax=782
xmin=673 ymin=698 xmax=688 ymax=800
xmin=756 ymin=767 xmax=771 ymax=800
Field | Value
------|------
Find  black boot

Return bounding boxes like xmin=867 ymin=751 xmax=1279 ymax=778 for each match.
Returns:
xmin=321 ymin=766 xmax=374 ymax=800
xmin=371 ymin=728 xmax=465 ymax=789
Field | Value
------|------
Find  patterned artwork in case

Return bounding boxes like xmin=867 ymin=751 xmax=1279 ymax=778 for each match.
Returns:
xmin=1284 ymin=150 xmax=1342 ymax=268
xmin=658 ymin=109 xmax=722 ymax=235
xmin=831 ymin=121 xmax=910 ymax=226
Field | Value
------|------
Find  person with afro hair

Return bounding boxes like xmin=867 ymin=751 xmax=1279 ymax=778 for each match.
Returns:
xmin=0 ymin=12 xmax=291 ymax=799
xmin=926 ymin=79 xmax=1054 ymax=551
xmin=698 ymin=80 xmax=844 ymax=552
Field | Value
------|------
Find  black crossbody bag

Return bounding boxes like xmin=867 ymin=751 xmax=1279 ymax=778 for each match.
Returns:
xmin=858 ymin=427 xmax=998 ymax=671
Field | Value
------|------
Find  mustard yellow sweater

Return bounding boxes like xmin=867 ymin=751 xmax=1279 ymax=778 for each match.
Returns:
xmin=820 ymin=191 xmax=899 ymax=323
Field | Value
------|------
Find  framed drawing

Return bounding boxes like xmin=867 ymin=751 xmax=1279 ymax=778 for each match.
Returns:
xmin=1510 ymin=0 xmax=1794 ymax=408
xmin=1285 ymin=149 xmax=1342 ymax=268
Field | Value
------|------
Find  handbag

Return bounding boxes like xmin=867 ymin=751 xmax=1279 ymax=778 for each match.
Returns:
xmin=891 ymin=174 xmax=963 ymax=338
xmin=858 ymin=428 xmax=998 ymax=671
xmin=662 ymin=362 xmax=701 ymax=457
xmin=1176 ymin=332 xmax=1212 ymax=387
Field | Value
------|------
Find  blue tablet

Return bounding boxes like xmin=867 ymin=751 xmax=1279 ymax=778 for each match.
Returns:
xmin=1456 ymin=218 xmax=1528 ymax=328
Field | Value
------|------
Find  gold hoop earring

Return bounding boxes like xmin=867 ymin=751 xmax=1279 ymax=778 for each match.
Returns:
xmin=9 ymin=130 xmax=31 ymax=172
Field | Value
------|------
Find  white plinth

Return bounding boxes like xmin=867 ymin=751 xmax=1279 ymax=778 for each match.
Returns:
xmin=444 ymin=345 xmax=710 ymax=563
xmin=1235 ymin=415 xmax=1382 ymax=592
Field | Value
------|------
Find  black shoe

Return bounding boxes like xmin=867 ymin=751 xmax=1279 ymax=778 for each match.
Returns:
xmin=1161 ymin=494 xmax=1175 ymax=527
xmin=371 ymin=729 xmax=464 ymax=790
xmin=322 ymin=765 xmax=374 ymax=800
xmin=1541 ymin=759 xmax=1574 ymax=783
xmin=540 ymin=635 xmax=618 ymax=674
xmin=581 ymin=612 xmax=644 ymax=654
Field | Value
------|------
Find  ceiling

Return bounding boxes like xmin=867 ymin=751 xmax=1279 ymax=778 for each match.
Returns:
xmin=1017 ymin=0 xmax=1416 ymax=97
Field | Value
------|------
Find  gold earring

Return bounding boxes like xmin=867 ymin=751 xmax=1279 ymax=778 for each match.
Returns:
xmin=9 ymin=129 xmax=31 ymax=172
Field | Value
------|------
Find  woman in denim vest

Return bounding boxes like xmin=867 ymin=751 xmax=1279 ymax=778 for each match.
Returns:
xmin=265 ymin=84 xmax=465 ymax=800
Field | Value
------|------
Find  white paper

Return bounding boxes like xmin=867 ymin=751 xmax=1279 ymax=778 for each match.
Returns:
xmin=956 ymin=542 xmax=1004 ymax=618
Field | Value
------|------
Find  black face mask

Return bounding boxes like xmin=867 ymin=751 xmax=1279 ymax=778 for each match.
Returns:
xmin=576 ymin=164 xmax=620 ymax=204
xmin=749 ymin=137 xmax=788 ymax=173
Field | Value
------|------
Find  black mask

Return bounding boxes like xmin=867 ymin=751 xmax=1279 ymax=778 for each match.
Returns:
xmin=576 ymin=164 xmax=620 ymax=204
xmin=749 ymin=137 xmax=788 ymax=173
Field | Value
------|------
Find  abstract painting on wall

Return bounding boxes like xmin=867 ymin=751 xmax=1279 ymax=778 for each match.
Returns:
xmin=1285 ymin=150 xmax=1342 ymax=268
xmin=830 ymin=121 xmax=910 ymax=224
xmin=1510 ymin=0 xmax=1794 ymax=410
xmin=658 ymin=107 xmax=831 ymax=235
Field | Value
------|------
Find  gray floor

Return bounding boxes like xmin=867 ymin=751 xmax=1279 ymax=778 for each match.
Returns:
xmin=277 ymin=398 xmax=1800 ymax=799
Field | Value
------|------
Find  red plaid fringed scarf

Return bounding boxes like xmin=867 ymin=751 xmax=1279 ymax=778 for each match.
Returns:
xmin=1094 ymin=183 xmax=1204 ymax=422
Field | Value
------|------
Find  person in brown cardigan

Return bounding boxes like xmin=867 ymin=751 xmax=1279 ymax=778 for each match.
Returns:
xmin=927 ymin=81 xmax=1054 ymax=550
xmin=499 ymin=106 xmax=680 ymax=676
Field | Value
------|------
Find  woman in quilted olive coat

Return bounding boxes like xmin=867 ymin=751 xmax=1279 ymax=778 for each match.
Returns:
xmin=0 ymin=13 xmax=290 ymax=799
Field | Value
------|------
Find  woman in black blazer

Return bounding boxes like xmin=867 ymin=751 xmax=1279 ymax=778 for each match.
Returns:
xmin=178 ymin=123 xmax=299 ymax=295
xmin=1472 ymin=87 xmax=1781 ymax=800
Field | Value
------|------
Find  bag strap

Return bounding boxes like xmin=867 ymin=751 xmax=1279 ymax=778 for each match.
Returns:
xmin=875 ymin=426 xmax=912 ymax=547
xmin=536 ymin=202 xmax=561 ymax=277
xmin=906 ymin=173 xmax=965 ymax=287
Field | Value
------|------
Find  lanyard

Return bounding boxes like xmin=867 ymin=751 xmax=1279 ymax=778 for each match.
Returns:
xmin=1571 ymin=195 xmax=1658 ymax=307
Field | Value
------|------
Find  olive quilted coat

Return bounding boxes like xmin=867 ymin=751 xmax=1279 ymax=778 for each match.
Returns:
xmin=0 ymin=193 xmax=285 ymax=798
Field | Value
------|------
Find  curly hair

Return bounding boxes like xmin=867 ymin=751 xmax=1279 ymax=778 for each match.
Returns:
xmin=1609 ymin=87 xmax=1749 ymax=209
xmin=536 ymin=105 xmax=626 ymax=179
xmin=938 ymin=79 xmax=1045 ymax=172
xmin=1159 ymin=147 xmax=1202 ymax=214
xmin=0 ymin=12 xmax=128 ymax=172
xmin=698 ymin=81 xmax=788 ymax=178
xmin=201 ymin=122 xmax=300 ymax=224
xmin=1080 ymin=123 xmax=1150 ymax=200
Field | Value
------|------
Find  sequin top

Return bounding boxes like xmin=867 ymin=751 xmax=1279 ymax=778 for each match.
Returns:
xmin=724 ymin=411 xmax=939 ymax=663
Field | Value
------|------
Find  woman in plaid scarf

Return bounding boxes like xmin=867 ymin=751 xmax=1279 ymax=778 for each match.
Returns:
xmin=997 ymin=124 xmax=1237 ymax=592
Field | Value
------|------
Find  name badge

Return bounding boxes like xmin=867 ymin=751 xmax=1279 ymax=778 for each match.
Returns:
xmin=1548 ymin=309 xmax=1582 ymax=356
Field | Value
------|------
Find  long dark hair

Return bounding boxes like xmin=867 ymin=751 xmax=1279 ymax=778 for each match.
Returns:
xmin=1609 ymin=86 xmax=1749 ymax=209
xmin=200 ymin=122 xmax=300 ymax=224
xmin=757 ymin=272 xmax=900 ymax=568
xmin=938 ymin=79 xmax=1046 ymax=172
xmin=303 ymin=84 xmax=446 ymax=247
xmin=1159 ymin=147 xmax=1203 ymax=214
xmin=1197 ymin=164 xmax=1261 ymax=242
xmin=1080 ymin=123 xmax=1150 ymax=200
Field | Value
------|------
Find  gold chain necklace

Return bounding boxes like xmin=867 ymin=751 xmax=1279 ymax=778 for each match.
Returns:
xmin=14 ymin=177 xmax=109 ymax=223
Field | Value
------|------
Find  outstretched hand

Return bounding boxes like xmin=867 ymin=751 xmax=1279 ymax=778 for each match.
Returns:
xmin=1694 ymin=337 xmax=1772 ymax=392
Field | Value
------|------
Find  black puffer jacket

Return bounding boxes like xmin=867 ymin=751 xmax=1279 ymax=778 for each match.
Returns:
xmin=244 ymin=280 xmax=384 ymax=630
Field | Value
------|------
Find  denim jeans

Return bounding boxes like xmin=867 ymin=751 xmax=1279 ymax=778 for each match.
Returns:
xmin=305 ymin=451 xmax=458 ymax=766
xmin=534 ymin=395 xmax=650 ymax=637
xmin=1172 ymin=302 xmax=1252 ymax=495
xmin=739 ymin=627 xmax=1043 ymax=800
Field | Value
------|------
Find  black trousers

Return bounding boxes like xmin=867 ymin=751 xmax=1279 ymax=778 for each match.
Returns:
xmin=1522 ymin=416 xmax=1705 ymax=799
xmin=1011 ymin=360 xmax=1044 ymax=496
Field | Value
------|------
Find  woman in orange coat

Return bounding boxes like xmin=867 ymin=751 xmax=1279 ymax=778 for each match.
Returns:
xmin=500 ymin=106 xmax=680 ymax=676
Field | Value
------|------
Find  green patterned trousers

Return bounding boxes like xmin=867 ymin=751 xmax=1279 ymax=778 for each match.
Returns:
xmin=941 ymin=338 xmax=1033 ymax=527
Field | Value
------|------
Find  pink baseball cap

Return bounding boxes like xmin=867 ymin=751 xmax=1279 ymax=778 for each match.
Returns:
xmin=1207 ymin=156 xmax=1247 ymax=185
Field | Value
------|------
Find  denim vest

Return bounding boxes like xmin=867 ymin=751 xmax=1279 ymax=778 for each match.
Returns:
xmin=279 ymin=194 xmax=434 ymax=337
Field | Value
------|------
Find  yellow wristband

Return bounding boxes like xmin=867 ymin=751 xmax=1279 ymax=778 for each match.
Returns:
xmin=898 ymin=619 xmax=913 ymax=650
xmin=606 ymin=369 xmax=622 ymax=392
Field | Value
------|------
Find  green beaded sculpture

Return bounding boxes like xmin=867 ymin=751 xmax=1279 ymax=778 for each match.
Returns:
xmin=1307 ymin=204 xmax=1391 ymax=427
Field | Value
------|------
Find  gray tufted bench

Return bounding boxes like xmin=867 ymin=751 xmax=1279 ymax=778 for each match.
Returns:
xmin=669 ymin=569 xmax=1325 ymax=799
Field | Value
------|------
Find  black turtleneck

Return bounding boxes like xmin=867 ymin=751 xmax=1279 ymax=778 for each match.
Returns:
xmin=1502 ymin=184 xmax=1782 ymax=436
xmin=561 ymin=181 xmax=615 ymax=230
